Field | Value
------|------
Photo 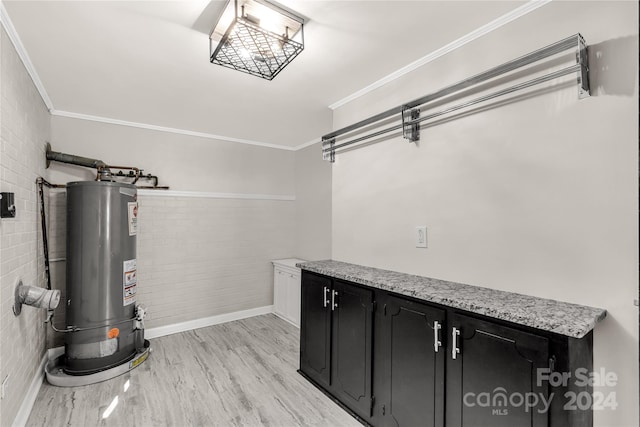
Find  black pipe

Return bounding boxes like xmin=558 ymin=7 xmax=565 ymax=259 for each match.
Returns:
xmin=45 ymin=143 xmax=112 ymax=179
xmin=46 ymin=150 xmax=108 ymax=169
xmin=44 ymin=143 xmax=168 ymax=189
xmin=142 ymin=174 xmax=159 ymax=187
xmin=36 ymin=177 xmax=52 ymax=291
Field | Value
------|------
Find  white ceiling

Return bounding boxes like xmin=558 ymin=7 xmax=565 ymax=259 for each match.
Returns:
xmin=3 ymin=0 xmax=527 ymax=148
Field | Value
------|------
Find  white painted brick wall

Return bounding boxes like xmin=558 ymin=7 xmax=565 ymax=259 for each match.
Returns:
xmin=44 ymin=193 xmax=295 ymax=335
xmin=136 ymin=196 xmax=295 ymax=328
xmin=1 ymin=14 xmax=297 ymax=426
xmin=0 ymin=26 xmax=51 ymax=426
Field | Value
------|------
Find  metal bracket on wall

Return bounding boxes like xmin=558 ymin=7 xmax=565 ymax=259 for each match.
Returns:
xmin=577 ymin=35 xmax=590 ymax=99
xmin=322 ymin=137 xmax=335 ymax=163
xmin=402 ymin=106 xmax=420 ymax=142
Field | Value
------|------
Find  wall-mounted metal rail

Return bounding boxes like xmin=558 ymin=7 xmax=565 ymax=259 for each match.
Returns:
xmin=322 ymin=33 xmax=590 ymax=162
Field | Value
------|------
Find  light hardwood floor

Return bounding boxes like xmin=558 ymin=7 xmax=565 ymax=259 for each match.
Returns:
xmin=27 ymin=314 xmax=360 ymax=427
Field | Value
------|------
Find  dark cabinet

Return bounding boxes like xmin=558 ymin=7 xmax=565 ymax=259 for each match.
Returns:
xmin=331 ymin=279 xmax=374 ymax=418
xmin=376 ymin=294 xmax=446 ymax=427
xmin=299 ymin=272 xmax=332 ymax=388
xmin=299 ymin=272 xmax=591 ymax=427
xmin=446 ymin=313 xmax=549 ymax=427
xmin=300 ymin=272 xmax=374 ymax=421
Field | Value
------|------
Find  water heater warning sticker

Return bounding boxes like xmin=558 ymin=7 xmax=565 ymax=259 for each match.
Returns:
xmin=128 ymin=202 xmax=138 ymax=236
xmin=123 ymin=259 xmax=137 ymax=306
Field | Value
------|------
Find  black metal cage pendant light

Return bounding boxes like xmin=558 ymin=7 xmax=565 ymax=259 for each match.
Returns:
xmin=210 ymin=0 xmax=304 ymax=80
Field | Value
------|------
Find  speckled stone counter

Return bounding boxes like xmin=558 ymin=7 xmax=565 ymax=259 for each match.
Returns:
xmin=297 ymin=260 xmax=606 ymax=339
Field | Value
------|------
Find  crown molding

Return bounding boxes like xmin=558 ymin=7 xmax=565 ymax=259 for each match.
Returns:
xmin=52 ymin=109 xmax=323 ymax=151
xmin=328 ymin=0 xmax=552 ymax=110
xmin=293 ymin=137 xmax=322 ymax=151
xmin=50 ymin=110 xmax=299 ymax=151
xmin=2 ymin=0 xmax=551 ymax=152
xmin=0 ymin=1 xmax=54 ymax=111
xmin=1 ymin=2 xmax=308 ymax=152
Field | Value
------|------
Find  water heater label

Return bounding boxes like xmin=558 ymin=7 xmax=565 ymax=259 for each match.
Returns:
xmin=128 ymin=202 xmax=138 ymax=236
xmin=123 ymin=259 xmax=137 ymax=306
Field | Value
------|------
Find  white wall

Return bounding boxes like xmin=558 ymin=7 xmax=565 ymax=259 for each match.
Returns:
xmin=0 ymin=26 xmax=51 ymax=426
xmin=46 ymin=116 xmax=296 ymax=331
xmin=294 ymin=142 xmax=332 ymax=261
xmin=48 ymin=116 xmax=295 ymax=194
xmin=331 ymin=2 xmax=638 ymax=426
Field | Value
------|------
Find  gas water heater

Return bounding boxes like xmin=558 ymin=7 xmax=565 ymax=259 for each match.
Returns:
xmin=44 ymin=147 xmax=153 ymax=387
xmin=64 ymin=181 xmax=144 ymax=374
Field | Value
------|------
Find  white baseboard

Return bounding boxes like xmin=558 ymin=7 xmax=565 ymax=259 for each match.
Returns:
xmin=144 ymin=305 xmax=274 ymax=339
xmin=12 ymin=352 xmax=49 ymax=427
xmin=272 ymin=312 xmax=300 ymax=329
xmin=44 ymin=306 xmax=276 ymax=354
xmin=14 ymin=305 xmax=274 ymax=426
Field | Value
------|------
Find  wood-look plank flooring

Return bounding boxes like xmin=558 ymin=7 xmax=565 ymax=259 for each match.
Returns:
xmin=27 ymin=314 xmax=360 ymax=427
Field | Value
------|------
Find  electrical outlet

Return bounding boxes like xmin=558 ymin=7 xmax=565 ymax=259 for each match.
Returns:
xmin=1 ymin=375 xmax=9 ymax=399
xmin=415 ymin=226 xmax=427 ymax=248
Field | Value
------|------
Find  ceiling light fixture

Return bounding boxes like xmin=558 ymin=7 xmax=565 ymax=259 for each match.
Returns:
xmin=210 ymin=0 xmax=304 ymax=80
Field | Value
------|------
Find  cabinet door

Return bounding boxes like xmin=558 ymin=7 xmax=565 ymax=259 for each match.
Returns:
xmin=331 ymin=279 xmax=374 ymax=419
xmin=379 ymin=295 xmax=445 ymax=427
xmin=300 ymin=272 xmax=332 ymax=388
xmin=288 ymin=272 xmax=301 ymax=327
xmin=446 ymin=313 xmax=549 ymax=427
xmin=273 ymin=268 xmax=287 ymax=318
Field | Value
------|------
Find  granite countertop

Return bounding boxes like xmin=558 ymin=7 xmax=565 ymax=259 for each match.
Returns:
xmin=296 ymin=260 xmax=606 ymax=339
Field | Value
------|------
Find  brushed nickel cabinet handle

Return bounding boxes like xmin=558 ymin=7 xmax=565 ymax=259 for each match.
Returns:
xmin=452 ymin=327 xmax=461 ymax=360
xmin=433 ymin=321 xmax=442 ymax=353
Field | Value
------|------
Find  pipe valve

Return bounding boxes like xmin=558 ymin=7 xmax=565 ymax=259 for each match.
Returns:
xmin=133 ymin=304 xmax=147 ymax=330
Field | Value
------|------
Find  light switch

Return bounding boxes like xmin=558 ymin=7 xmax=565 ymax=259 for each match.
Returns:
xmin=415 ymin=226 xmax=427 ymax=248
